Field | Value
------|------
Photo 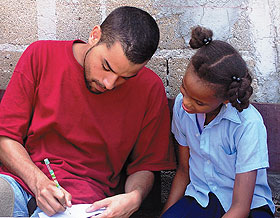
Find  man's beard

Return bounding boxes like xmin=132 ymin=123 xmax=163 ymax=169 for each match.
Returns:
xmin=83 ymin=69 xmax=104 ymax=95
xmin=83 ymin=46 xmax=105 ymax=95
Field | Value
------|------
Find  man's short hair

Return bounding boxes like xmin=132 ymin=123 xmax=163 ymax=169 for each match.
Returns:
xmin=99 ymin=6 xmax=160 ymax=64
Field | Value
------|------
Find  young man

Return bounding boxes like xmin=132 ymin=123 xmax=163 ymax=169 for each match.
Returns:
xmin=0 ymin=6 xmax=176 ymax=217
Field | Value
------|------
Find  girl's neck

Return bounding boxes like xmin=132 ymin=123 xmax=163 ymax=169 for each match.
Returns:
xmin=205 ymin=104 xmax=223 ymax=125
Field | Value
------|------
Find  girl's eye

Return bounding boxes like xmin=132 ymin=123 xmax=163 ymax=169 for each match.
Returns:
xmin=196 ymin=101 xmax=204 ymax=106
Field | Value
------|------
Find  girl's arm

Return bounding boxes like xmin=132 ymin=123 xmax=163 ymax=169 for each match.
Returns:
xmin=161 ymin=145 xmax=190 ymax=214
xmin=222 ymin=170 xmax=257 ymax=218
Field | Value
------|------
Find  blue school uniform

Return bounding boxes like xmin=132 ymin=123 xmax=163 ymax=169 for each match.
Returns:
xmin=171 ymin=93 xmax=275 ymax=214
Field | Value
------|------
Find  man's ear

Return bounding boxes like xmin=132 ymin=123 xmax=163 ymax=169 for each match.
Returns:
xmin=88 ymin=25 xmax=102 ymax=46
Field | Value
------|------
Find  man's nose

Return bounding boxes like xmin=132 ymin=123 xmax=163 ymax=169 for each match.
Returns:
xmin=103 ymin=73 xmax=118 ymax=90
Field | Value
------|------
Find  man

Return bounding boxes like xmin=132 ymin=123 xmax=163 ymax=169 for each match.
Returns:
xmin=0 ymin=6 xmax=176 ymax=217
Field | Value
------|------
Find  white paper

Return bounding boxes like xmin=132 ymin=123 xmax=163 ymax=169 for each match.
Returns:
xmin=38 ymin=204 xmax=106 ymax=218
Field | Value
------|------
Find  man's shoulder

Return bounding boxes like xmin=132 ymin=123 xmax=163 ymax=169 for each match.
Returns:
xmin=134 ymin=66 xmax=166 ymax=94
xmin=126 ymin=66 xmax=167 ymax=101
xmin=22 ymin=40 xmax=80 ymax=61
xmin=27 ymin=40 xmax=75 ymax=50
xmin=137 ymin=66 xmax=164 ymax=85
xmin=139 ymin=66 xmax=155 ymax=76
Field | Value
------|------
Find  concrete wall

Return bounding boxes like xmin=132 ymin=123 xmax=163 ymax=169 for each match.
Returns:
xmin=0 ymin=0 xmax=279 ymax=102
xmin=0 ymin=0 xmax=280 ymax=212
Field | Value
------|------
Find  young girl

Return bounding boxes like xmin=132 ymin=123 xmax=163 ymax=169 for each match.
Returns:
xmin=161 ymin=26 xmax=275 ymax=218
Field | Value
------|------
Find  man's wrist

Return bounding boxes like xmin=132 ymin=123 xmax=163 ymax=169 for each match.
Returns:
xmin=127 ymin=190 xmax=142 ymax=210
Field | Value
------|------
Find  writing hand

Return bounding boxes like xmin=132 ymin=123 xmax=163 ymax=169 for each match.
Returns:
xmin=34 ymin=176 xmax=72 ymax=216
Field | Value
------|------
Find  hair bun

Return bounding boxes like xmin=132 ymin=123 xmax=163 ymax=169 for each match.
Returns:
xmin=189 ymin=26 xmax=213 ymax=49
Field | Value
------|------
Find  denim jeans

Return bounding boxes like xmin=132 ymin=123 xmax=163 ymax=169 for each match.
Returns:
xmin=0 ymin=174 xmax=42 ymax=217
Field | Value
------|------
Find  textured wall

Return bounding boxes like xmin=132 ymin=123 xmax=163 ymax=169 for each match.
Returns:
xmin=0 ymin=0 xmax=279 ymax=213
xmin=0 ymin=0 xmax=279 ymax=102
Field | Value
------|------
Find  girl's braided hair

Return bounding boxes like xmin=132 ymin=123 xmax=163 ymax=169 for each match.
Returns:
xmin=189 ymin=26 xmax=253 ymax=112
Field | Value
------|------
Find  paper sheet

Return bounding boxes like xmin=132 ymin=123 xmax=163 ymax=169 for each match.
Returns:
xmin=38 ymin=204 xmax=106 ymax=218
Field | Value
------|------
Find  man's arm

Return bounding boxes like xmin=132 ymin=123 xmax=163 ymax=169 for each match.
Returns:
xmin=86 ymin=170 xmax=154 ymax=218
xmin=125 ymin=170 xmax=154 ymax=205
xmin=0 ymin=136 xmax=72 ymax=216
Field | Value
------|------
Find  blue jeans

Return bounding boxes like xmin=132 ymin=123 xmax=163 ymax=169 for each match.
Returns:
xmin=0 ymin=174 xmax=42 ymax=217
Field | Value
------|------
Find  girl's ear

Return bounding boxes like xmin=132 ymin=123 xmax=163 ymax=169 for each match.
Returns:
xmin=223 ymin=100 xmax=230 ymax=105
xmin=88 ymin=25 xmax=102 ymax=46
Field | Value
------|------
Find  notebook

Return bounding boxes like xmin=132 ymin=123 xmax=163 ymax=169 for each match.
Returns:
xmin=38 ymin=204 xmax=106 ymax=218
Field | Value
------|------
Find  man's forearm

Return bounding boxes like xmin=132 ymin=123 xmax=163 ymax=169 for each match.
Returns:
xmin=0 ymin=136 xmax=47 ymax=194
xmin=125 ymin=170 xmax=154 ymax=204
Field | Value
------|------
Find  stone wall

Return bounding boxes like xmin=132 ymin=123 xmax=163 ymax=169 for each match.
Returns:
xmin=0 ymin=0 xmax=279 ymax=102
xmin=0 ymin=0 xmax=280 ymax=215
xmin=0 ymin=0 xmax=279 ymax=215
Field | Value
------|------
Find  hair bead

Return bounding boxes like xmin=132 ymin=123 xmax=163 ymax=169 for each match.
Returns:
xmin=203 ymin=37 xmax=212 ymax=45
xmin=232 ymin=76 xmax=241 ymax=82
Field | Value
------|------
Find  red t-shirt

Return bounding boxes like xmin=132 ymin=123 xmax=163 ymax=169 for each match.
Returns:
xmin=0 ymin=40 xmax=176 ymax=204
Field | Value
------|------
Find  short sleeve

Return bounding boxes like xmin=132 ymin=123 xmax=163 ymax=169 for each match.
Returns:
xmin=126 ymin=76 xmax=176 ymax=175
xmin=171 ymin=93 xmax=188 ymax=147
xmin=235 ymin=119 xmax=269 ymax=173
xmin=0 ymin=43 xmax=38 ymax=144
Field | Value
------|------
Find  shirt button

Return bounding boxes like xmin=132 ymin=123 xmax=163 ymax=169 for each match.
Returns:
xmin=207 ymin=160 xmax=211 ymax=164
xmin=213 ymin=186 xmax=217 ymax=191
xmin=196 ymin=133 xmax=200 ymax=137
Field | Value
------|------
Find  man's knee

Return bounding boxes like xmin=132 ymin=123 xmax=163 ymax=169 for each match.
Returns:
xmin=0 ymin=176 xmax=14 ymax=217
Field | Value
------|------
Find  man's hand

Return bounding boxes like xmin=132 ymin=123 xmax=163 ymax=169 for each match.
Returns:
xmin=86 ymin=170 xmax=154 ymax=218
xmin=0 ymin=137 xmax=72 ymax=217
xmin=86 ymin=190 xmax=141 ymax=218
xmin=34 ymin=175 xmax=72 ymax=216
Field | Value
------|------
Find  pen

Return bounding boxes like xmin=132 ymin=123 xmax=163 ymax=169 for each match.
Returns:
xmin=44 ymin=158 xmax=61 ymax=188
xmin=44 ymin=158 xmax=71 ymax=215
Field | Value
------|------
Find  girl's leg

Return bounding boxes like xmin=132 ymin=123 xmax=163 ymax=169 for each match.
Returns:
xmin=161 ymin=196 xmax=190 ymax=218
xmin=161 ymin=193 xmax=225 ymax=218
xmin=249 ymin=205 xmax=274 ymax=218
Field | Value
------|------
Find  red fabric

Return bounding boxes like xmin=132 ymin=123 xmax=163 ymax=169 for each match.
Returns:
xmin=0 ymin=40 xmax=176 ymax=204
xmin=0 ymin=89 xmax=4 ymax=101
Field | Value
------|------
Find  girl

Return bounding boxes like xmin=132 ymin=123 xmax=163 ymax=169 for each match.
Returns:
xmin=161 ymin=26 xmax=275 ymax=218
